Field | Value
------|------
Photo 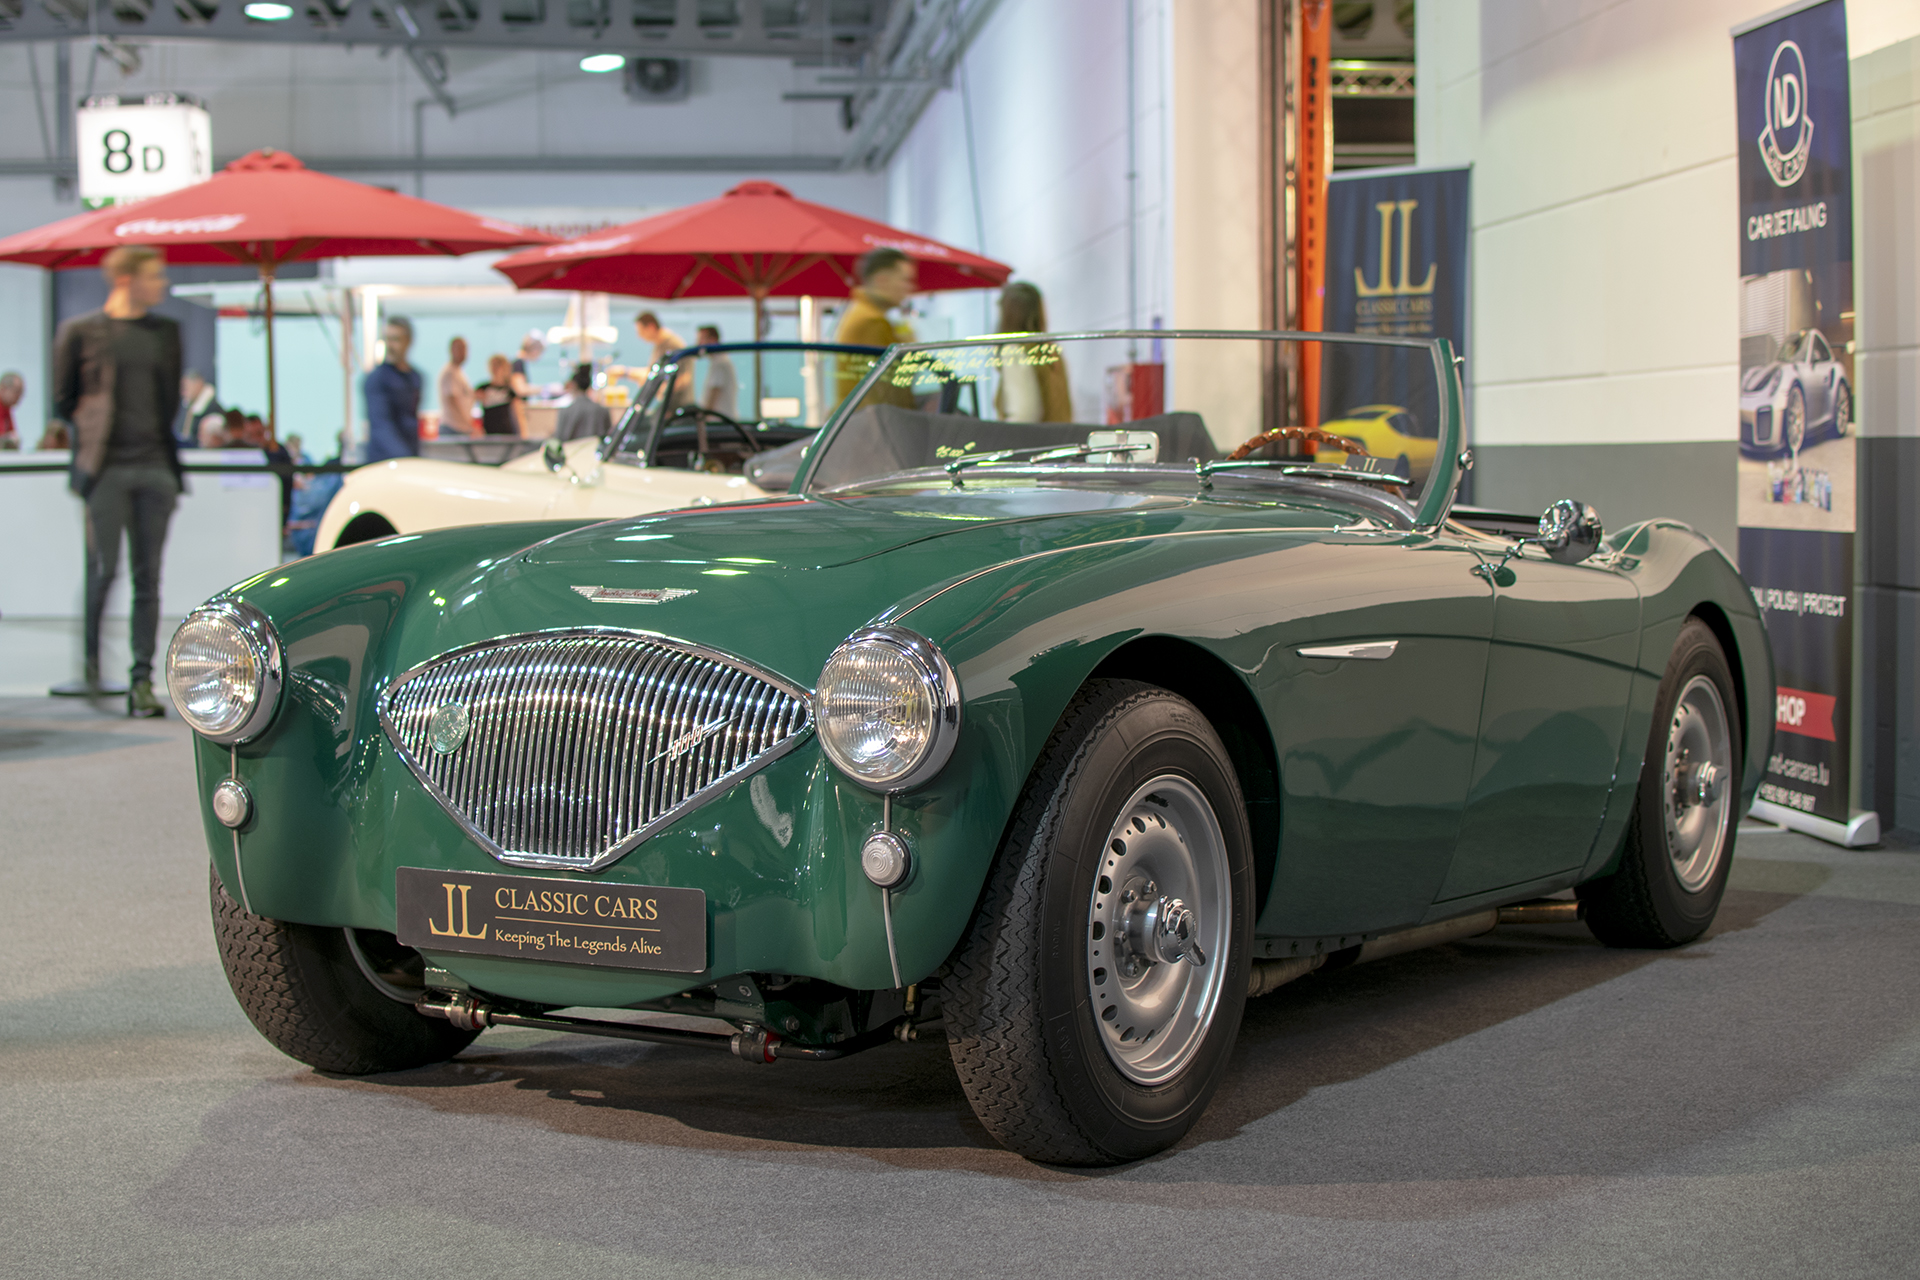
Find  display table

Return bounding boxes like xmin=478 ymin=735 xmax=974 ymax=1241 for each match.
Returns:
xmin=0 ymin=450 xmax=283 ymax=695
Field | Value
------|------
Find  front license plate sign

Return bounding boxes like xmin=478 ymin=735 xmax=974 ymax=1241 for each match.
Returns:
xmin=396 ymin=867 xmax=706 ymax=973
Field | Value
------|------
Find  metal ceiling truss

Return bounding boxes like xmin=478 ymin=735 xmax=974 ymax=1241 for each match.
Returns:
xmin=1 ymin=0 xmax=1003 ymax=177
xmin=0 ymin=0 xmax=893 ymax=57
xmin=829 ymin=0 xmax=999 ymax=170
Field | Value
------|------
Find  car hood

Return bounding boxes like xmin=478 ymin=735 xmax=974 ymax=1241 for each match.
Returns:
xmin=1741 ymin=363 xmax=1783 ymax=394
xmin=520 ymin=487 xmax=1193 ymax=572
xmin=417 ymin=484 xmax=1358 ymax=687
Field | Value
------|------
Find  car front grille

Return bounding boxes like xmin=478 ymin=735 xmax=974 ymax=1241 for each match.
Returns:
xmin=1754 ymin=406 xmax=1773 ymax=443
xmin=380 ymin=629 xmax=812 ymax=870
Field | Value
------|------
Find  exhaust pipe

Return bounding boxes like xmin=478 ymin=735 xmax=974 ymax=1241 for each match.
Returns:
xmin=1496 ymin=898 xmax=1583 ymax=924
xmin=1248 ymin=953 xmax=1325 ymax=997
xmin=1354 ymin=909 xmax=1498 ymax=964
xmin=1247 ymin=908 xmax=1502 ymax=998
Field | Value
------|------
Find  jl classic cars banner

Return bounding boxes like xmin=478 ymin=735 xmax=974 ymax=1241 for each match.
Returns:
xmin=1732 ymin=0 xmax=1857 ymax=825
xmin=1322 ymin=166 xmax=1470 ymax=466
xmin=1324 ymin=165 xmax=1469 ymax=351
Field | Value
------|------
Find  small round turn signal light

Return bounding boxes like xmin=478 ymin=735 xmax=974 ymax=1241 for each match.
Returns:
xmin=860 ymin=831 xmax=911 ymax=889
xmin=211 ymin=778 xmax=253 ymax=829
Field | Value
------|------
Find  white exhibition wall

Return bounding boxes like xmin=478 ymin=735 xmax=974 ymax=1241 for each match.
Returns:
xmin=887 ymin=0 xmax=1177 ymax=419
xmin=885 ymin=0 xmax=1283 ymax=428
xmin=1417 ymin=0 xmax=1920 ymax=454
xmin=1855 ymin=36 xmax=1920 ymax=445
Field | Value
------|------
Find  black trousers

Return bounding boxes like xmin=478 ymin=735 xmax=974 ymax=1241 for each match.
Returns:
xmin=84 ymin=465 xmax=179 ymax=684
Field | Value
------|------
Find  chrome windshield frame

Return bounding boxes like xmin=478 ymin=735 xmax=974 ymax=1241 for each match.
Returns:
xmin=792 ymin=329 xmax=1465 ymax=531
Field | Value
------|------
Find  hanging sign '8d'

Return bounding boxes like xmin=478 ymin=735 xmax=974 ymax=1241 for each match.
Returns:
xmin=76 ymin=94 xmax=212 ymax=208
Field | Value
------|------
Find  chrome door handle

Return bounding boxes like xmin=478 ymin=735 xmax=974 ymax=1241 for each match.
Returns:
xmin=1297 ymin=641 xmax=1399 ymax=660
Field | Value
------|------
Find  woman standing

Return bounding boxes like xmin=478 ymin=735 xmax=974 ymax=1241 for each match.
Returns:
xmin=994 ymin=282 xmax=1072 ymax=423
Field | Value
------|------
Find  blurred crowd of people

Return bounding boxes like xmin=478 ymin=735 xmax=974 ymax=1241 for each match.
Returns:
xmin=0 ymin=356 xmax=309 ymax=463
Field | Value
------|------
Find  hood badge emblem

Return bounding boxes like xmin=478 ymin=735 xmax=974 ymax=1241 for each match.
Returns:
xmin=572 ymin=586 xmax=697 ymax=605
xmin=428 ymin=702 xmax=471 ymax=755
xmin=649 ymin=717 xmax=732 ymax=766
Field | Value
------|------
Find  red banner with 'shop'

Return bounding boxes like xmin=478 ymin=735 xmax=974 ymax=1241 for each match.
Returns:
xmin=1775 ymin=686 xmax=1837 ymax=741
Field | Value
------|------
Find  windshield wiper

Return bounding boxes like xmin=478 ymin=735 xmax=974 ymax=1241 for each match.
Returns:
xmin=943 ymin=443 xmax=1094 ymax=485
xmin=1195 ymin=458 xmax=1411 ymax=491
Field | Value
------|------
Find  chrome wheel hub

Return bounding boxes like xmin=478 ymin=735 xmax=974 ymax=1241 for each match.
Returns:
xmin=1085 ymin=776 xmax=1230 ymax=1086
xmin=1663 ymin=674 xmax=1733 ymax=894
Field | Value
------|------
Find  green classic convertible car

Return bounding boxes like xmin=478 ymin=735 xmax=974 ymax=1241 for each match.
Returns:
xmin=168 ymin=331 xmax=1770 ymax=1166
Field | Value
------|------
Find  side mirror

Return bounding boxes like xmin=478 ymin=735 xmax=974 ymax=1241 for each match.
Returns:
xmin=1474 ymin=499 xmax=1604 ymax=581
xmin=1536 ymin=499 xmax=1603 ymax=564
xmin=542 ymin=438 xmax=566 ymax=473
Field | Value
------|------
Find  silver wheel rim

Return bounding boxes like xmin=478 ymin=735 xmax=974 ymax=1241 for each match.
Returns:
xmin=1785 ymin=388 xmax=1806 ymax=453
xmin=1663 ymin=674 xmax=1733 ymax=894
xmin=1836 ymin=386 xmax=1851 ymax=434
xmin=1084 ymin=775 xmax=1231 ymax=1086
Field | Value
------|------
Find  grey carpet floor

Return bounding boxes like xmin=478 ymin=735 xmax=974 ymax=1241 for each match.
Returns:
xmin=2 ymin=694 xmax=1917 ymax=1278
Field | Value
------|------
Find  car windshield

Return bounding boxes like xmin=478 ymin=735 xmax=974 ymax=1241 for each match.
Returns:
xmin=801 ymin=332 xmax=1455 ymax=515
xmin=604 ymin=342 xmax=884 ymax=475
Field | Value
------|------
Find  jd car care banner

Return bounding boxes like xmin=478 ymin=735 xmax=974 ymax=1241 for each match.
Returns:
xmin=1733 ymin=0 xmax=1857 ymax=825
xmin=1322 ymin=166 xmax=1469 ymax=487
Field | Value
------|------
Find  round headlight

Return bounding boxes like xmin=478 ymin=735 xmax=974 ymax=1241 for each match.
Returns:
xmin=165 ymin=601 xmax=284 ymax=744
xmin=815 ymin=626 xmax=961 ymax=791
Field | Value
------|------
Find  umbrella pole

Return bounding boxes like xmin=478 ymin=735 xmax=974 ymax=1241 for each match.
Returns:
xmin=262 ymin=265 xmax=278 ymax=438
xmin=752 ymin=291 xmax=765 ymax=416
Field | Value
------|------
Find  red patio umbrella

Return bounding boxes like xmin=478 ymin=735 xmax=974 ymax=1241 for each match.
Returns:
xmin=0 ymin=149 xmax=558 ymax=432
xmin=492 ymin=180 xmax=1011 ymax=379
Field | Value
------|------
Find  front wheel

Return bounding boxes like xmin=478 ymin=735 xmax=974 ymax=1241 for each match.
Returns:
xmin=944 ymin=680 xmax=1252 ymax=1165
xmin=210 ymin=865 xmax=478 ymax=1073
xmin=1578 ymin=619 xmax=1740 ymax=947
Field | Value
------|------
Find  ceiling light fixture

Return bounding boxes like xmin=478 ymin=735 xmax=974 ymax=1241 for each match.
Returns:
xmin=580 ymin=53 xmax=626 ymax=73
xmin=244 ymin=2 xmax=295 ymax=18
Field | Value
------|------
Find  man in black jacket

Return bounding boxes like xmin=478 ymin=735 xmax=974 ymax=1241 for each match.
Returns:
xmin=53 ymin=244 xmax=183 ymax=716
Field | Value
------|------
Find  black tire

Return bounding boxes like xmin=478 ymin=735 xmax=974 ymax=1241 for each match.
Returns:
xmin=1578 ymin=619 xmax=1741 ymax=948
xmin=1833 ymin=382 xmax=1852 ymax=439
xmin=210 ymin=864 xmax=478 ymax=1073
xmin=944 ymin=680 xmax=1253 ymax=1165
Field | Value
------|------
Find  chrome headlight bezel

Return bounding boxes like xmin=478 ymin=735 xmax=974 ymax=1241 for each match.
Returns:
xmin=165 ymin=600 xmax=285 ymax=745
xmin=814 ymin=626 xmax=962 ymax=793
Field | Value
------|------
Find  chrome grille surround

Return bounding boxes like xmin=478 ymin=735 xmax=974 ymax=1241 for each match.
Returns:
xmin=379 ymin=628 xmax=812 ymax=871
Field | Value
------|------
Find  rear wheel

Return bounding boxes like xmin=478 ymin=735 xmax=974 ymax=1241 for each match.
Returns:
xmin=1579 ymin=619 xmax=1740 ymax=948
xmin=1833 ymin=383 xmax=1852 ymax=439
xmin=210 ymin=865 xmax=478 ymax=1073
xmin=944 ymin=680 xmax=1252 ymax=1165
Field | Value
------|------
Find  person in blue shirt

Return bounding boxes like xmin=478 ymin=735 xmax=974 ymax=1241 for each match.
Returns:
xmin=364 ymin=315 xmax=422 ymax=462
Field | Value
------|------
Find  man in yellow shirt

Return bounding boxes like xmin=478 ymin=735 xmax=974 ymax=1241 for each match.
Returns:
xmin=834 ymin=248 xmax=917 ymax=403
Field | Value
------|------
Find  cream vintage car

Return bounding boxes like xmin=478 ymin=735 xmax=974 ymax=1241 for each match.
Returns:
xmin=316 ymin=342 xmax=882 ymax=549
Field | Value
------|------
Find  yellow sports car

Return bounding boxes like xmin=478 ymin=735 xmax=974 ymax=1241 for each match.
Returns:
xmin=1317 ymin=404 xmax=1438 ymax=481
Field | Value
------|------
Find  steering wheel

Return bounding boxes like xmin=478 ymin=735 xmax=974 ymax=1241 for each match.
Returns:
xmin=1223 ymin=425 xmax=1368 ymax=462
xmin=666 ymin=405 xmax=762 ymax=454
